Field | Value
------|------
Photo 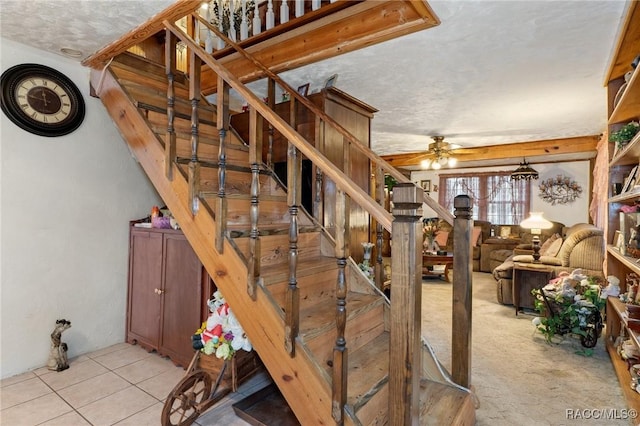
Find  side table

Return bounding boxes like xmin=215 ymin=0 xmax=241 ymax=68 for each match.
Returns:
xmin=512 ymin=262 xmax=554 ymax=315
xmin=422 ymin=253 xmax=454 ymax=282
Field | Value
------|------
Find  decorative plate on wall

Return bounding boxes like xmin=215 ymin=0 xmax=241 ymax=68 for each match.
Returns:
xmin=1 ymin=63 xmax=85 ymax=137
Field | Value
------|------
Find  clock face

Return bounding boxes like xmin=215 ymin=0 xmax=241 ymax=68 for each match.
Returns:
xmin=1 ymin=64 xmax=85 ymax=137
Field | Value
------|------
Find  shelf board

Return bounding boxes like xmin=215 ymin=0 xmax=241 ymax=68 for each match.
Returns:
xmin=607 ymin=245 xmax=640 ymax=276
xmin=610 ymin=67 xmax=640 ymax=125
xmin=606 ymin=297 xmax=640 ymax=413
xmin=605 ymin=339 xmax=640 ymax=413
xmin=609 ymin=187 xmax=640 ymax=203
xmin=610 ymin=132 xmax=640 ymax=167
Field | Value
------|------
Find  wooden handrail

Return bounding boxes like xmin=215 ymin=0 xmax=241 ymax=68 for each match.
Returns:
xmin=191 ymin=13 xmax=453 ymax=224
xmin=164 ymin=19 xmax=394 ymax=232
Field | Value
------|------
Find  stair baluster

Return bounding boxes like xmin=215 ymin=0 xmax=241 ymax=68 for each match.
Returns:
xmin=252 ymin=1 xmax=261 ymax=36
xmin=373 ymin=165 xmax=385 ymax=291
xmin=313 ymin=165 xmax=323 ymax=223
xmin=165 ymin=30 xmax=177 ymax=181
xmin=265 ymin=0 xmax=275 ymax=30
xmin=240 ymin=0 xmax=249 ymax=40
xmin=247 ymin=107 xmax=263 ymax=299
xmin=266 ymin=78 xmax=276 ymax=169
xmin=188 ymin=50 xmax=201 ymax=215
xmin=280 ymin=0 xmax=289 ymax=24
xmin=284 ymin=141 xmax=301 ymax=356
xmin=215 ymin=76 xmax=230 ymax=253
xmin=332 ymin=188 xmax=348 ymax=424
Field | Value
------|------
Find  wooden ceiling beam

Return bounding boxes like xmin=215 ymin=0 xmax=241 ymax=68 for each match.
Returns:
xmin=380 ymin=135 xmax=601 ymax=168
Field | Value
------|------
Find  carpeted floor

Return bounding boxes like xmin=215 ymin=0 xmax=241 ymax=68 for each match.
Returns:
xmin=421 ymin=271 xmax=630 ymax=426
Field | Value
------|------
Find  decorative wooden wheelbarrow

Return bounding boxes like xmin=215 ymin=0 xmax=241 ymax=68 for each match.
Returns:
xmin=161 ymin=349 xmax=262 ymax=426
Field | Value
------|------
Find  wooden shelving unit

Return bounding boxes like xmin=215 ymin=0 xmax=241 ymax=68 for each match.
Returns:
xmin=605 ymin=1 xmax=640 ymax=413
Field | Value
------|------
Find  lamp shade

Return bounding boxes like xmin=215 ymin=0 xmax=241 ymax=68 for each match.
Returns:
xmin=511 ymin=159 xmax=539 ymax=181
xmin=520 ymin=212 xmax=552 ymax=231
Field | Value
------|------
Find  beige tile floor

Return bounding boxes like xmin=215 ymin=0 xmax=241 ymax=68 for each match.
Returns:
xmin=0 ymin=343 xmax=271 ymax=425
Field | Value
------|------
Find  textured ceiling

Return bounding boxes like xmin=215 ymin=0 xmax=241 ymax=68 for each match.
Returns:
xmin=0 ymin=0 xmax=629 ymax=159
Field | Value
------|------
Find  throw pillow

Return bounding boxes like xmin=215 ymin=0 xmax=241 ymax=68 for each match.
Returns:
xmin=538 ymin=233 xmax=560 ymax=255
xmin=542 ymin=237 xmax=563 ymax=257
xmin=435 ymin=230 xmax=449 ymax=248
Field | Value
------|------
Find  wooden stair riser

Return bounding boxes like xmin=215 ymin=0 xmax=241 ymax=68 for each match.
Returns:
xmin=111 ymin=61 xmax=191 ymax=99
xmin=123 ymin=81 xmax=218 ymax=125
xmin=146 ymin=109 xmax=221 ymax=140
xmin=267 ymin=270 xmax=338 ymax=310
xmin=195 ymin=167 xmax=285 ymax=197
xmin=233 ymin=233 xmax=323 ymax=270
xmin=304 ymin=303 xmax=385 ymax=372
xmin=213 ymin=197 xmax=315 ymax=228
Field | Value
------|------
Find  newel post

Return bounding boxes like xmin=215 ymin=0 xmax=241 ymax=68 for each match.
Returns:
xmin=452 ymin=195 xmax=473 ymax=388
xmin=389 ymin=184 xmax=423 ymax=425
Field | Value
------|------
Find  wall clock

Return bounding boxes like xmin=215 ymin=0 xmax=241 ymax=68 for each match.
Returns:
xmin=1 ymin=64 xmax=85 ymax=137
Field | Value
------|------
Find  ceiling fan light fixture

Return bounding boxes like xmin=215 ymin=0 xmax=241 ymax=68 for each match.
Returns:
xmin=421 ymin=136 xmax=457 ymax=170
xmin=420 ymin=159 xmax=432 ymax=169
xmin=511 ymin=158 xmax=539 ymax=181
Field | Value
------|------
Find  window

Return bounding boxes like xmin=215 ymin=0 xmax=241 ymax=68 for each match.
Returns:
xmin=438 ymin=171 xmax=530 ymax=224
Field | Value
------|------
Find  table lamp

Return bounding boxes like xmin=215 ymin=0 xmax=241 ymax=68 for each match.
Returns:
xmin=520 ymin=212 xmax=553 ymax=262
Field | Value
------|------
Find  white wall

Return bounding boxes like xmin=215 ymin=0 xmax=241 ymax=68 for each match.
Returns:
xmin=1 ymin=38 xmax=161 ymax=378
xmin=412 ymin=160 xmax=591 ymax=226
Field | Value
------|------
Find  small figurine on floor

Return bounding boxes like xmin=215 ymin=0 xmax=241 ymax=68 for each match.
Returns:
xmin=47 ymin=319 xmax=71 ymax=371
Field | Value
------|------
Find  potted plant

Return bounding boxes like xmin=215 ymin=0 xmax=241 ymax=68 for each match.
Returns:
xmin=610 ymin=121 xmax=640 ymax=148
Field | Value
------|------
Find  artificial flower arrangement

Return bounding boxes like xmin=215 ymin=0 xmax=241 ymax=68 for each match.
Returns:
xmin=192 ymin=290 xmax=252 ymax=360
xmin=422 ymin=217 xmax=440 ymax=252
xmin=531 ymin=269 xmax=604 ymax=348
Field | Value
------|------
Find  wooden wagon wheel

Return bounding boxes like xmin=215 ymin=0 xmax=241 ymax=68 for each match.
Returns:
xmin=161 ymin=370 xmax=213 ymax=426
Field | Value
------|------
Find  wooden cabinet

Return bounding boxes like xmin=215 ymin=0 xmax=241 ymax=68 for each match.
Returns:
xmin=126 ymin=225 xmax=213 ymax=368
xmin=604 ymin=1 xmax=640 ymax=413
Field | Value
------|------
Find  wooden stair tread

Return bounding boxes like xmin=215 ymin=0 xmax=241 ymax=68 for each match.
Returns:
xmin=346 ymin=332 xmax=390 ymax=411
xmin=298 ymin=292 xmax=383 ymax=341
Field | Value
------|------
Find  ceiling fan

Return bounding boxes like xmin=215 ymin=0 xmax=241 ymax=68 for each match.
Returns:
xmin=420 ymin=136 xmax=460 ymax=170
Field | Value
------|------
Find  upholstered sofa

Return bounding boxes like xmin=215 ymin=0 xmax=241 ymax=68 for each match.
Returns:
xmin=480 ymin=221 xmax=566 ymax=272
xmin=433 ymin=219 xmax=491 ymax=272
xmin=492 ymin=223 xmax=605 ymax=305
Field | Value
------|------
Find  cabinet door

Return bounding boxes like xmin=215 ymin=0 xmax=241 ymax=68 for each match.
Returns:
xmin=160 ymin=233 xmax=203 ymax=367
xmin=127 ymin=230 xmax=163 ymax=348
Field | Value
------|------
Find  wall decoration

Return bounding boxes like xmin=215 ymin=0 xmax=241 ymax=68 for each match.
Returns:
xmin=420 ymin=179 xmax=431 ymax=192
xmin=538 ymin=175 xmax=583 ymax=205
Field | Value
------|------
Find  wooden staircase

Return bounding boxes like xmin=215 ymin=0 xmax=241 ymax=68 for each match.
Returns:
xmin=87 ymin=2 xmax=475 ymax=424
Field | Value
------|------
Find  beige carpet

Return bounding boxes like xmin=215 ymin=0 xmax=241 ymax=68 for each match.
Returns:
xmin=421 ymin=271 xmax=629 ymax=425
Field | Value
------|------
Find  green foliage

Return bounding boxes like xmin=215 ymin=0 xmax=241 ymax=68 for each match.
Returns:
xmin=384 ymin=175 xmax=397 ymax=189
xmin=610 ymin=121 xmax=640 ymax=147
xmin=531 ymin=276 xmax=604 ymax=345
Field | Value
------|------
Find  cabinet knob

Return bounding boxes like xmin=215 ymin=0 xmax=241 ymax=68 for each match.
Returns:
xmin=154 ymin=288 xmax=164 ymax=295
